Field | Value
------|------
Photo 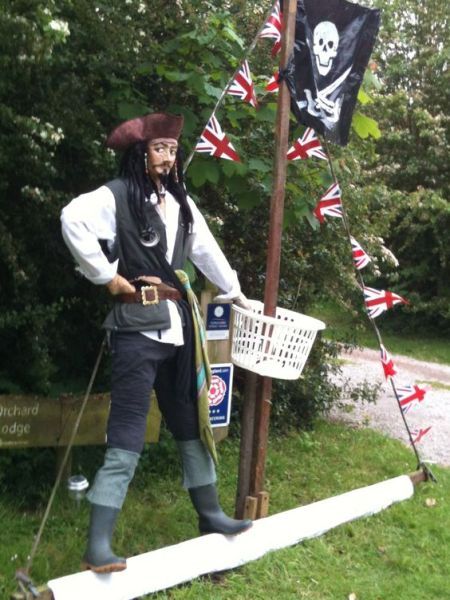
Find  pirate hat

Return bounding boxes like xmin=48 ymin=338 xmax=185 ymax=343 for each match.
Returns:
xmin=106 ymin=112 xmax=184 ymax=151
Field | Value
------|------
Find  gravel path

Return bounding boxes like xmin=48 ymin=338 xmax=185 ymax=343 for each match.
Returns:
xmin=330 ymin=347 xmax=450 ymax=467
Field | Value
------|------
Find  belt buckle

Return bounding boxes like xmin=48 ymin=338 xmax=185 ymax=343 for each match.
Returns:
xmin=141 ymin=285 xmax=159 ymax=306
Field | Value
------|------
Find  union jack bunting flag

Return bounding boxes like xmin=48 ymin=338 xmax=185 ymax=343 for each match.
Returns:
xmin=259 ymin=2 xmax=282 ymax=57
xmin=287 ymin=127 xmax=327 ymax=161
xmin=351 ymin=237 xmax=371 ymax=270
xmin=266 ymin=72 xmax=280 ymax=93
xmin=411 ymin=426 xmax=432 ymax=444
xmin=195 ymin=116 xmax=241 ymax=162
xmin=363 ymin=286 xmax=408 ymax=319
xmin=313 ymin=183 xmax=342 ymax=224
xmin=396 ymin=384 xmax=427 ymax=414
xmin=380 ymin=344 xmax=397 ymax=379
xmin=227 ymin=61 xmax=258 ymax=108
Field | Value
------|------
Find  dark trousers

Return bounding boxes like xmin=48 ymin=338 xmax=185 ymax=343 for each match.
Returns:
xmin=107 ymin=332 xmax=199 ymax=454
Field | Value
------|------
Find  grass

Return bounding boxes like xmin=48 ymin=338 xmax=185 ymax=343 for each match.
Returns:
xmin=1 ymin=423 xmax=448 ymax=599
xmin=310 ymin=301 xmax=450 ymax=365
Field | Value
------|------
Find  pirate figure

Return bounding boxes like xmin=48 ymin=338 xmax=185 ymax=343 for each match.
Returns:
xmin=61 ymin=112 xmax=252 ymax=573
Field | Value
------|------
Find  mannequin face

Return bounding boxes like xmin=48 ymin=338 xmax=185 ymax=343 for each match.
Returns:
xmin=146 ymin=138 xmax=178 ymax=185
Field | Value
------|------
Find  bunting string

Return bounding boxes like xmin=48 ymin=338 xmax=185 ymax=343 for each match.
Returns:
xmin=322 ymin=137 xmax=434 ymax=475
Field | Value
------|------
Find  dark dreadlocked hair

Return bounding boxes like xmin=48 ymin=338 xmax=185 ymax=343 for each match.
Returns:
xmin=119 ymin=141 xmax=193 ymax=234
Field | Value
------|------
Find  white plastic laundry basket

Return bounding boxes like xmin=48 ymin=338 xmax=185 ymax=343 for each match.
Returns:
xmin=231 ymin=300 xmax=326 ymax=380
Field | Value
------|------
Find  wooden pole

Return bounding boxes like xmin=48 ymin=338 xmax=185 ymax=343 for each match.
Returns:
xmin=235 ymin=370 xmax=259 ymax=518
xmin=249 ymin=0 xmax=298 ymax=498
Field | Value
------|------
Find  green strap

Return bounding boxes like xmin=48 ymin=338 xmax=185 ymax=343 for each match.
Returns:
xmin=175 ymin=270 xmax=217 ymax=464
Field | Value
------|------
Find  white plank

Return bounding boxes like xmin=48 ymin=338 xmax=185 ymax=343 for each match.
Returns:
xmin=49 ymin=475 xmax=413 ymax=600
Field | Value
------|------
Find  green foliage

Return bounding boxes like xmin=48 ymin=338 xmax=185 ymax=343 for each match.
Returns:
xmin=0 ymin=446 xmax=58 ymax=507
xmin=269 ymin=341 xmax=380 ymax=433
xmin=270 ymin=340 xmax=344 ymax=431
xmin=352 ymin=112 xmax=381 ymax=140
xmin=380 ymin=190 xmax=450 ymax=332
xmin=355 ymin=0 xmax=450 ymax=334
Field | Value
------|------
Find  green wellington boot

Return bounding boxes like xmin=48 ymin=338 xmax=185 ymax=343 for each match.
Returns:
xmin=189 ymin=483 xmax=253 ymax=535
xmin=83 ymin=503 xmax=127 ymax=573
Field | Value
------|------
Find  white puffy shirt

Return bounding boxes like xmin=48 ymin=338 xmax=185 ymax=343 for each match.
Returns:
xmin=61 ymin=185 xmax=241 ymax=345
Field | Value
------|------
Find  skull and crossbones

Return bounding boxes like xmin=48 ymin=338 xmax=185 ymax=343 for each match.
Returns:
xmin=297 ymin=20 xmax=350 ymax=125
xmin=312 ymin=21 xmax=339 ymax=77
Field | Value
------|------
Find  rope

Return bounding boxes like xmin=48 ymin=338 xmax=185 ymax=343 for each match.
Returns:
xmin=22 ymin=337 xmax=106 ymax=577
xmin=322 ymin=138 xmax=436 ymax=481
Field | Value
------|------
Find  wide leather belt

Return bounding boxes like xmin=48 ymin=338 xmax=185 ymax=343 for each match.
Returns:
xmin=115 ymin=283 xmax=181 ymax=305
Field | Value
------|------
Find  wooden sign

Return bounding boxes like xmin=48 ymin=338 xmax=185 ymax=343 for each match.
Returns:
xmin=0 ymin=393 xmax=161 ymax=449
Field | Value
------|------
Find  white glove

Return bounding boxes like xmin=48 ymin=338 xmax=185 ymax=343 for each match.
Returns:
xmin=232 ymin=293 xmax=252 ymax=311
xmin=213 ymin=291 xmax=252 ymax=311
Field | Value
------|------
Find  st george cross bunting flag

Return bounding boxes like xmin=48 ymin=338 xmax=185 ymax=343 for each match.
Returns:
xmin=227 ymin=61 xmax=258 ymax=108
xmin=259 ymin=1 xmax=282 ymax=57
xmin=397 ymin=384 xmax=427 ymax=414
xmin=363 ymin=286 xmax=408 ymax=319
xmin=284 ymin=0 xmax=380 ymax=145
xmin=351 ymin=237 xmax=371 ymax=270
xmin=313 ymin=183 xmax=342 ymax=223
xmin=380 ymin=344 xmax=397 ymax=379
xmin=195 ymin=116 xmax=241 ymax=162
xmin=287 ymin=127 xmax=327 ymax=160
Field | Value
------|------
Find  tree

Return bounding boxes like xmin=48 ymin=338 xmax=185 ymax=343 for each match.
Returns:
xmin=358 ymin=0 xmax=450 ymax=332
xmin=0 ymin=0 xmax=178 ymax=391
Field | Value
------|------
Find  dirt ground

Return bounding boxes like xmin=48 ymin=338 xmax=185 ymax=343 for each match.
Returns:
xmin=330 ymin=347 xmax=450 ymax=468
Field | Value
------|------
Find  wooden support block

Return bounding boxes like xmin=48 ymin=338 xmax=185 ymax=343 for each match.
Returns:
xmin=11 ymin=585 xmax=53 ymax=600
xmin=212 ymin=426 xmax=229 ymax=444
xmin=243 ymin=495 xmax=258 ymax=520
xmin=409 ymin=469 xmax=428 ymax=485
xmin=256 ymin=491 xmax=270 ymax=518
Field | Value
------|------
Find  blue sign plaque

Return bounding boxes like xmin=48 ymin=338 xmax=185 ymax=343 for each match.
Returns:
xmin=206 ymin=303 xmax=231 ymax=340
xmin=208 ymin=363 xmax=234 ymax=428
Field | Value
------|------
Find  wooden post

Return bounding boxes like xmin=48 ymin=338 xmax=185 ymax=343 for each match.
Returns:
xmin=249 ymin=0 xmax=298 ymax=499
xmin=235 ymin=370 xmax=258 ymax=518
xmin=200 ymin=288 xmax=233 ymax=444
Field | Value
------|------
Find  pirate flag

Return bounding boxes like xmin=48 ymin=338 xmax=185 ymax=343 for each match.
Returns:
xmin=284 ymin=0 xmax=380 ymax=146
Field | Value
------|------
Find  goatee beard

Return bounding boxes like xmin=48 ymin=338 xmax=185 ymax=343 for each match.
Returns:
xmin=159 ymin=172 xmax=169 ymax=188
